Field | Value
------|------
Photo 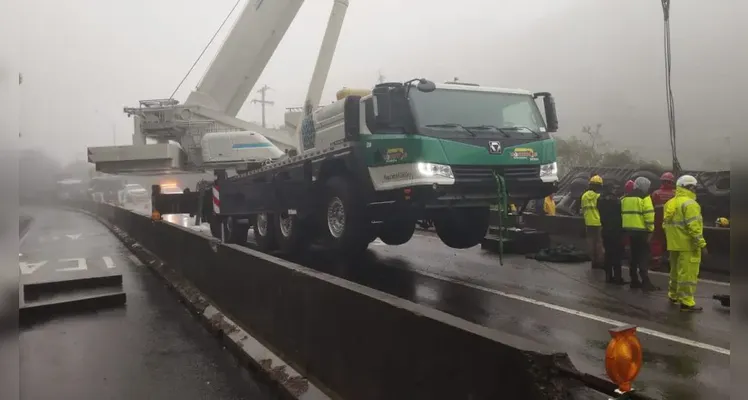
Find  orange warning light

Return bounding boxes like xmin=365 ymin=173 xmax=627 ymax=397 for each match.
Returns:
xmin=605 ymin=325 xmax=642 ymax=393
xmin=151 ymin=210 xmax=162 ymax=221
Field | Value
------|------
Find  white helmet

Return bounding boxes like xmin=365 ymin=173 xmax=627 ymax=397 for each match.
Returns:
xmin=676 ymin=174 xmax=698 ymax=188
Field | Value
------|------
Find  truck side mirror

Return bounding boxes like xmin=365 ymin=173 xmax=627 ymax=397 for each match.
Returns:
xmin=534 ymin=92 xmax=558 ymax=133
xmin=343 ymin=95 xmax=362 ymax=140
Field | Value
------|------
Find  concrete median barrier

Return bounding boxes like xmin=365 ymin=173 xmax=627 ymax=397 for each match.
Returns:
xmin=78 ymin=201 xmax=603 ymax=400
xmin=491 ymin=211 xmax=729 ymax=274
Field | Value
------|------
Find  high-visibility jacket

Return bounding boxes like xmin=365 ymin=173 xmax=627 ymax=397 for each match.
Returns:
xmin=581 ymin=190 xmax=601 ymax=226
xmin=662 ymin=187 xmax=706 ymax=251
xmin=621 ymin=192 xmax=655 ymax=232
xmin=543 ymin=196 xmax=556 ymax=216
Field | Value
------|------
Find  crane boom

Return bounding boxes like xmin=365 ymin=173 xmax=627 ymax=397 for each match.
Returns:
xmin=87 ymin=0 xmax=352 ymax=176
xmin=186 ymin=0 xmax=305 ymax=116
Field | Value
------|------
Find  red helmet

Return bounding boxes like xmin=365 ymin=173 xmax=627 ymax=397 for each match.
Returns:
xmin=624 ymin=180 xmax=634 ymax=193
xmin=660 ymin=172 xmax=675 ymax=182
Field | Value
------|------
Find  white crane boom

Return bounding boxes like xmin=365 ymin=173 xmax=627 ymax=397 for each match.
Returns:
xmin=186 ymin=0 xmax=305 ymax=117
xmin=87 ymin=0 xmax=351 ymax=176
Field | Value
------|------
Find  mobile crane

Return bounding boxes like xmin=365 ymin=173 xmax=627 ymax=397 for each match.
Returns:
xmin=87 ymin=0 xmax=561 ymax=256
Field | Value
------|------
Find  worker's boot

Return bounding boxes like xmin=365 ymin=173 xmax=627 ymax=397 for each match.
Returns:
xmin=680 ymin=304 xmax=703 ymax=312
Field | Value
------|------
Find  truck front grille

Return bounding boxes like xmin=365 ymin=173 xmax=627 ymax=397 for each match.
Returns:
xmin=451 ymin=165 xmax=540 ymax=185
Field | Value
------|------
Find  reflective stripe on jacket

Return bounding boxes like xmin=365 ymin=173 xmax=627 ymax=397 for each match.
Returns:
xmin=662 ymin=187 xmax=706 ymax=251
xmin=621 ymin=193 xmax=655 ymax=232
xmin=581 ymin=190 xmax=601 ymax=226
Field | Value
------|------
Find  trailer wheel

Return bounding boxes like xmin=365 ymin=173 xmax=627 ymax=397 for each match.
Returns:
xmin=434 ymin=207 xmax=490 ymax=249
xmin=322 ymin=176 xmax=371 ymax=254
xmin=253 ymin=212 xmax=277 ymax=251
xmin=275 ymin=212 xmax=307 ymax=254
xmin=222 ymin=217 xmax=249 ymax=244
xmin=378 ymin=219 xmax=416 ymax=245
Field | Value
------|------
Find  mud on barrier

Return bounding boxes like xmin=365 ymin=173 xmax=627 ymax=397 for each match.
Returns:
xmin=86 ymin=202 xmax=590 ymax=400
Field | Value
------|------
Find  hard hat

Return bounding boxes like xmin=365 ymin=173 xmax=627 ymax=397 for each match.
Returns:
xmin=676 ymin=175 xmax=698 ymax=188
xmin=624 ymin=180 xmax=634 ymax=193
xmin=715 ymin=217 xmax=729 ymax=227
xmin=660 ymin=172 xmax=675 ymax=182
xmin=589 ymin=175 xmax=603 ymax=185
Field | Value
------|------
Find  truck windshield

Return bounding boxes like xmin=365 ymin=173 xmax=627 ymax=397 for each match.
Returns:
xmin=409 ymin=88 xmax=548 ymax=138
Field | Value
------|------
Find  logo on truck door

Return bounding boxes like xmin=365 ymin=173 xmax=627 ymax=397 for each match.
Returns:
xmin=488 ymin=141 xmax=502 ymax=154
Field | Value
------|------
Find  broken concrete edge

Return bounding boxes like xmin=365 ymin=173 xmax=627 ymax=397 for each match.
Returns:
xmin=67 ymin=206 xmax=333 ymax=400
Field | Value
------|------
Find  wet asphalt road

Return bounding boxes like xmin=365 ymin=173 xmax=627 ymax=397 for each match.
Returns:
xmin=155 ymin=211 xmax=731 ymax=400
xmin=19 ymin=207 xmax=274 ymax=400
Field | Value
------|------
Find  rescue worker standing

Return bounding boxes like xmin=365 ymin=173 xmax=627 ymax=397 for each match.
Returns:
xmin=597 ymin=183 xmax=626 ymax=284
xmin=581 ymin=175 xmax=605 ymax=269
xmin=543 ymin=194 xmax=556 ymax=216
xmin=623 ymin=180 xmax=634 ymax=197
xmin=621 ymin=177 xmax=658 ymax=290
xmin=663 ymin=175 xmax=707 ymax=312
xmin=651 ymin=172 xmax=676 ymax=266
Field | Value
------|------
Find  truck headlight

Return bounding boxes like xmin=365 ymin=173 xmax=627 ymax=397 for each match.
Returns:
xmin=540 ymin=162 xmax=558 ymax=178
xmin=417 ymin=162 xmax=454 ymax=179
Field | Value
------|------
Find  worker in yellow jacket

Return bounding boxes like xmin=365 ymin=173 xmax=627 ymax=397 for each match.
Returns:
xmin=663 ymin=175 xmax=707 ymax=312
xmin=543 ymin=195 xmax=556 ymax=216
xmin=581 ymin=175 xmax=604 ymax=269
xmin=621 ymin=177 xmax=658 ymax=290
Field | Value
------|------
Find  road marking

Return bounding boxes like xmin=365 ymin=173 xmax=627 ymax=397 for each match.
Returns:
xmin=128 ymin=254 xmax=143 ymax=266
xmin=621 ymin=266 xmax=729 ymax=287
xmin=416 ymin=270 xmax=730 ymax=356
xmin=65 ymin=233 xmax=82 ymax=240
xmin=103 ymin=256 xmax=116 ymax=269
xmin=57 ymin=258 xmax=88 ymax=272
xmin=371 ymin=239 xmax=386 ymax=246
xmin=20 ymin=261 xmax=47 ymax=275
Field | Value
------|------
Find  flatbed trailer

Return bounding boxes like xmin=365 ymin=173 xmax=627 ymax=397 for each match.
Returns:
xmin=152 ymin=79 xmax=560 ymax=256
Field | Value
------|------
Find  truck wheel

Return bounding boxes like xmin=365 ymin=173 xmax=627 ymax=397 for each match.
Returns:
xmin=434 ymin=207 xmax=490 ymax=249
xmin=223 ymin=216 xmax=249 ymax=244
xmin=378 ymin=219 xmax=416 ymax=245
xmin=253 ymin=212 xmax=277 ymax=252
xmin=322 ymin=176 xmax=371 ymax=254
xmin=275 ymin=212 xmax=307 ymax=254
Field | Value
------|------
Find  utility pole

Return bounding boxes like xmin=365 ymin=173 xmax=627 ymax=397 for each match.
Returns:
xmin=377 ymin=70 xmax=385 ymax=84
xmin=251 ymin=84 xmax=274 ymax=128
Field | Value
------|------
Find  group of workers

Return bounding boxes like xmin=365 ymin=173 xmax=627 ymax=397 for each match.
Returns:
xmin=581 ymin=172 xmax=707 ymax=312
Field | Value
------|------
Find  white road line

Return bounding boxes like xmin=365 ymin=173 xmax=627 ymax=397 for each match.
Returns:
xmin=416 ymin=270 xmax=730 ymax=356
xmin=128 ymin=254 xmax=144 ymax=266
xmin=103 ymin=256 xmax=116 ymax=269
xmin=621 ymin=266 xmax=729 ymax=287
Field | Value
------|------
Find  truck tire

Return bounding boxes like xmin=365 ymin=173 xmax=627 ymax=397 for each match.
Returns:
xmin=322 ymin=176 xmax=371 ymax=254
xmin=253 ymin=212 xmax=277 ymax=252
xmin=275 ymin=212 xmax=307 ymax=254
xmin=378 ymin=219 xmax=416 ymax=245
xmin=434 ymin=207 xmax=490 ymax=249
xmin=223 ymin=216 xmax=249 ymax=244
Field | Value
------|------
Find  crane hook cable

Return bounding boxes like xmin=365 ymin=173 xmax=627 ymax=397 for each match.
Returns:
xmin=492 ymin=172 xmax=509 ymax=266
xmin=169 ymin=0 xmax=243 ymax=100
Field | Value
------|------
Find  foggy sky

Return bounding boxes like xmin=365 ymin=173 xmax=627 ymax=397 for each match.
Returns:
xmin=18 ymin=0 xmax=746 ymax=168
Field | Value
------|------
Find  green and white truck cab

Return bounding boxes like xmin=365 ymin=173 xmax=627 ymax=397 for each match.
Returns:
xmin=296 ymin=78 xmax=559 ymax=249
